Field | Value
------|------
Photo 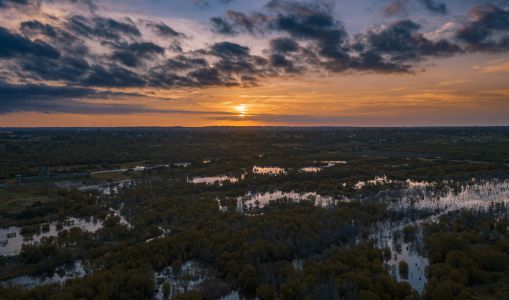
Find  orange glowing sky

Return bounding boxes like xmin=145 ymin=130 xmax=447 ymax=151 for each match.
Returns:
xmin=1 ymin=1 xmax=509 ymax=127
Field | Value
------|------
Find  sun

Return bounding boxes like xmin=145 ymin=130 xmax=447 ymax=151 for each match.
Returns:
xmin=234 ymin=104 xmax=247 ymax=116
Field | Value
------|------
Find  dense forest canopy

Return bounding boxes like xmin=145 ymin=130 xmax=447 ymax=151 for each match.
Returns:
xmin=0 ymin=127 xmax=508 ymax=299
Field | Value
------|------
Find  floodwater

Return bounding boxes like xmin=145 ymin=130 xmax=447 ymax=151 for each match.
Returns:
xmin=300 ymin=167 xmax=323 ymax=173
xmin=1 ymin=207 xmax=132 ymax=257
xmin=300 ymin=161 xmax=347 ymax=173
xmin=322 ymin=160 xmax=347 ymax=167
xmin=237 ymin=191 xmax=336 ymax=213
xmin=252 ymin=166 xmax=286 ymax=175
xmin=354 ymin=175 xmax=393 ymax=190
xmin=388 ymin=179 xmax=509 ymax=213
xmin=188 ymin=176 xmax=239 ymax=185
xmin=0 ymin=218 xmax=102 ymax=256
xmin=370 ymin=221 xmax=428 ymax=293
xmin=79 ymin=179 xmax=134 ymax=195
xmin=1 ymin=260 xmax=86 ymax=289
xmin=368 ymin=178 xmax=509 ymax=293
xmin=109 ymin=204 xmax=133 ymax=229
xmin=220 ymin=291 xmax=242 ymax=300
xmin=232 ymin=178 xmax=509 ymax=293
xmin=154 ymin=261 xmax=208 ymax=300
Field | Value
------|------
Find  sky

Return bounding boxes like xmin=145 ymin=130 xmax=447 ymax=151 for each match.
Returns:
xmin=0 ymin=0 xmax=509 ymax=127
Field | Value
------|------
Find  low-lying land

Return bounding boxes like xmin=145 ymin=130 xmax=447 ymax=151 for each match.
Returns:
xmin=0 ymin=127 xmax=508 ymax=299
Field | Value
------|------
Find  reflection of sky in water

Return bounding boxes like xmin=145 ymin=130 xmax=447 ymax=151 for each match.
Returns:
xmin=389 ymin=179 xmax=509 ymax=213
xmin=188 ymin=176 xmax=239 ymax=185
xmin=371 ymin=179 xmax=509 ymax=293
xmin=79 ymin=179 xmax=134 ymax=195
xmin=154 ymin=261 xmax=208 ymax=300
xmin=220 ymin=291 xmax=242 ymax=300
xmin=237 ymin=191 xmax=336 ymax=213
xmin=354 ymin=175 xmax=393 ymax=189
xmin=322 ymin=161 xmax=347 ymax=167
xmin=0 ymin=218 xmax=102 ymax=256
xmin=300 ymin=161 xmax=347 ymax=173
xmin=4 ymin=176 xmax=508 ymax=294
xmin=300 ymin=167 xmax=323 ymax=173
xmin=1 ymin=180 xmax=133 ymax=257
xmin=252 ymin=166 xmax=286 ymax=175
xmin=1 ymin=260 xmax=86 ymax=289
xmin=371 ymin=222 xmax=428 ymax=293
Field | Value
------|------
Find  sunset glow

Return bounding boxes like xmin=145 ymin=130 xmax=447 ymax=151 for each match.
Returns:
xmin=0 ymin=0 xmax=508 ymax=127
xmin=234 ymin=104 xmax=247 ymax=117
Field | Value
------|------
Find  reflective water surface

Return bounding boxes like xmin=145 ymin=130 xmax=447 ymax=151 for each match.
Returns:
xmin=188 ymin=176 xmax=239 ymax=185
xmin=368 ymin=178 xmax=509 ymax=293
xmin=237 ymin=191 xmax=337 ymax=213
xmin=79 ymin=179 xmax=134 ymax=195
xmin=1 ymin=260 xmax=86 ymax=289
xmin=154 ymin=261 xmax=209 ymax=300
xmin=252 ymin=166 xmax=286 ymax=175
xmin=0 ymin=218 xmax=102 ymax=256
xmin=300 ymin=167 xmax=323 ymax=173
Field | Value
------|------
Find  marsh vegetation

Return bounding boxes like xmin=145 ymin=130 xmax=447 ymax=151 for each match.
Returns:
xmin=1 ymin=127 xmax=508 ymax=299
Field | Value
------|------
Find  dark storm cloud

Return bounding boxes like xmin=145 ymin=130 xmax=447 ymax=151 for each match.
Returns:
xmin=20 ymin=19 xmax=88 ymax=56
xmin=418 ymin=0 xmax=447 ymax=15
xmin=210 ymin=17 xmax=236 ymax=35
xmin=273 ymin=12 xmax=348 ymax=60
xmin=210 ymin=1 xmax=350 ymax=72
xmin=147 ymin=66 xmax=197 ymax=88
xmin=163 ymin=55 xmax=208 ymax=70
xmin=349 ymin=50 xmax=412 ymax=73
xmin=19 ymin=20 xmax=57 ymax=38
xmin=67 ymin=15 xmax=141 ymax=41
xmin=210 ymin=10 xmax=268 ymax=36
xmin=111 ymin=42 xmax=165 ymax=67
xmin=4 ymin=0 xmax=509 ymax=105
xmin=83 ymin=64 xmax=146 ymax=87
xmin=145 ymin=21 xmax=183 ymax=38
xmin=0 ymin=0 xmax=34 ymax=8
xmin=270 ymin=37 xmax=300 ymax=53
xmin=269 ymin=53 xmax=299 ymax=72
xmin=456 ymin=4 xmax=509 ymax=51
xmin=362 ymin=20 xmax=461 ymax=62
xmin=0 ymin=26 xmax=60 ymax=59
xmin=0 ymin=79 xmax=244 ymax=115
xmin=22 ymin=55 xmax=90 ymax=81
xmin=210 ymin=41 xmax=250 ymax=57
xmin=188 ymin=68 xmax=226 ymax=86
xmin=0 ymin=79 xmax=147 ymax=114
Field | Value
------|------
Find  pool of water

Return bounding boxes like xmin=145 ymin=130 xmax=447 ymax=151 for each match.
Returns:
xmin=79 ymin=179 xmax=134 ymax=195
xmin=220 ymin=291 xmax=242 ymax=300
xmin=0 ymin=218 xmax=102 ymax=256
xmin=370 ymin=221 xmax=428 ymax=293
xmin=388 ymin=179 xmax=509 ymax=213
xmin=236 ymin=191 xmax=337 ymax=213
xmin=188 ymin=176 xmax=239 ymax=185
xmin=368 ymin=178 xmax=509 ymax=293
xmin=1 ymin=260 xmax=86 ymax=289
xmin=154 ymin=260 xmax=209 ymax=300
xmin=322 ymin=160 xmax=347 ymax=167
xmin=354 ymin=175 xmax=393 ymax=190
xmin=300 ymin=167 xmax=323 ymax=173
xmin=109 ymin=204 xmax=133 ymax=229
xmin=252 ymin=166 xmax=286 ymax=175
